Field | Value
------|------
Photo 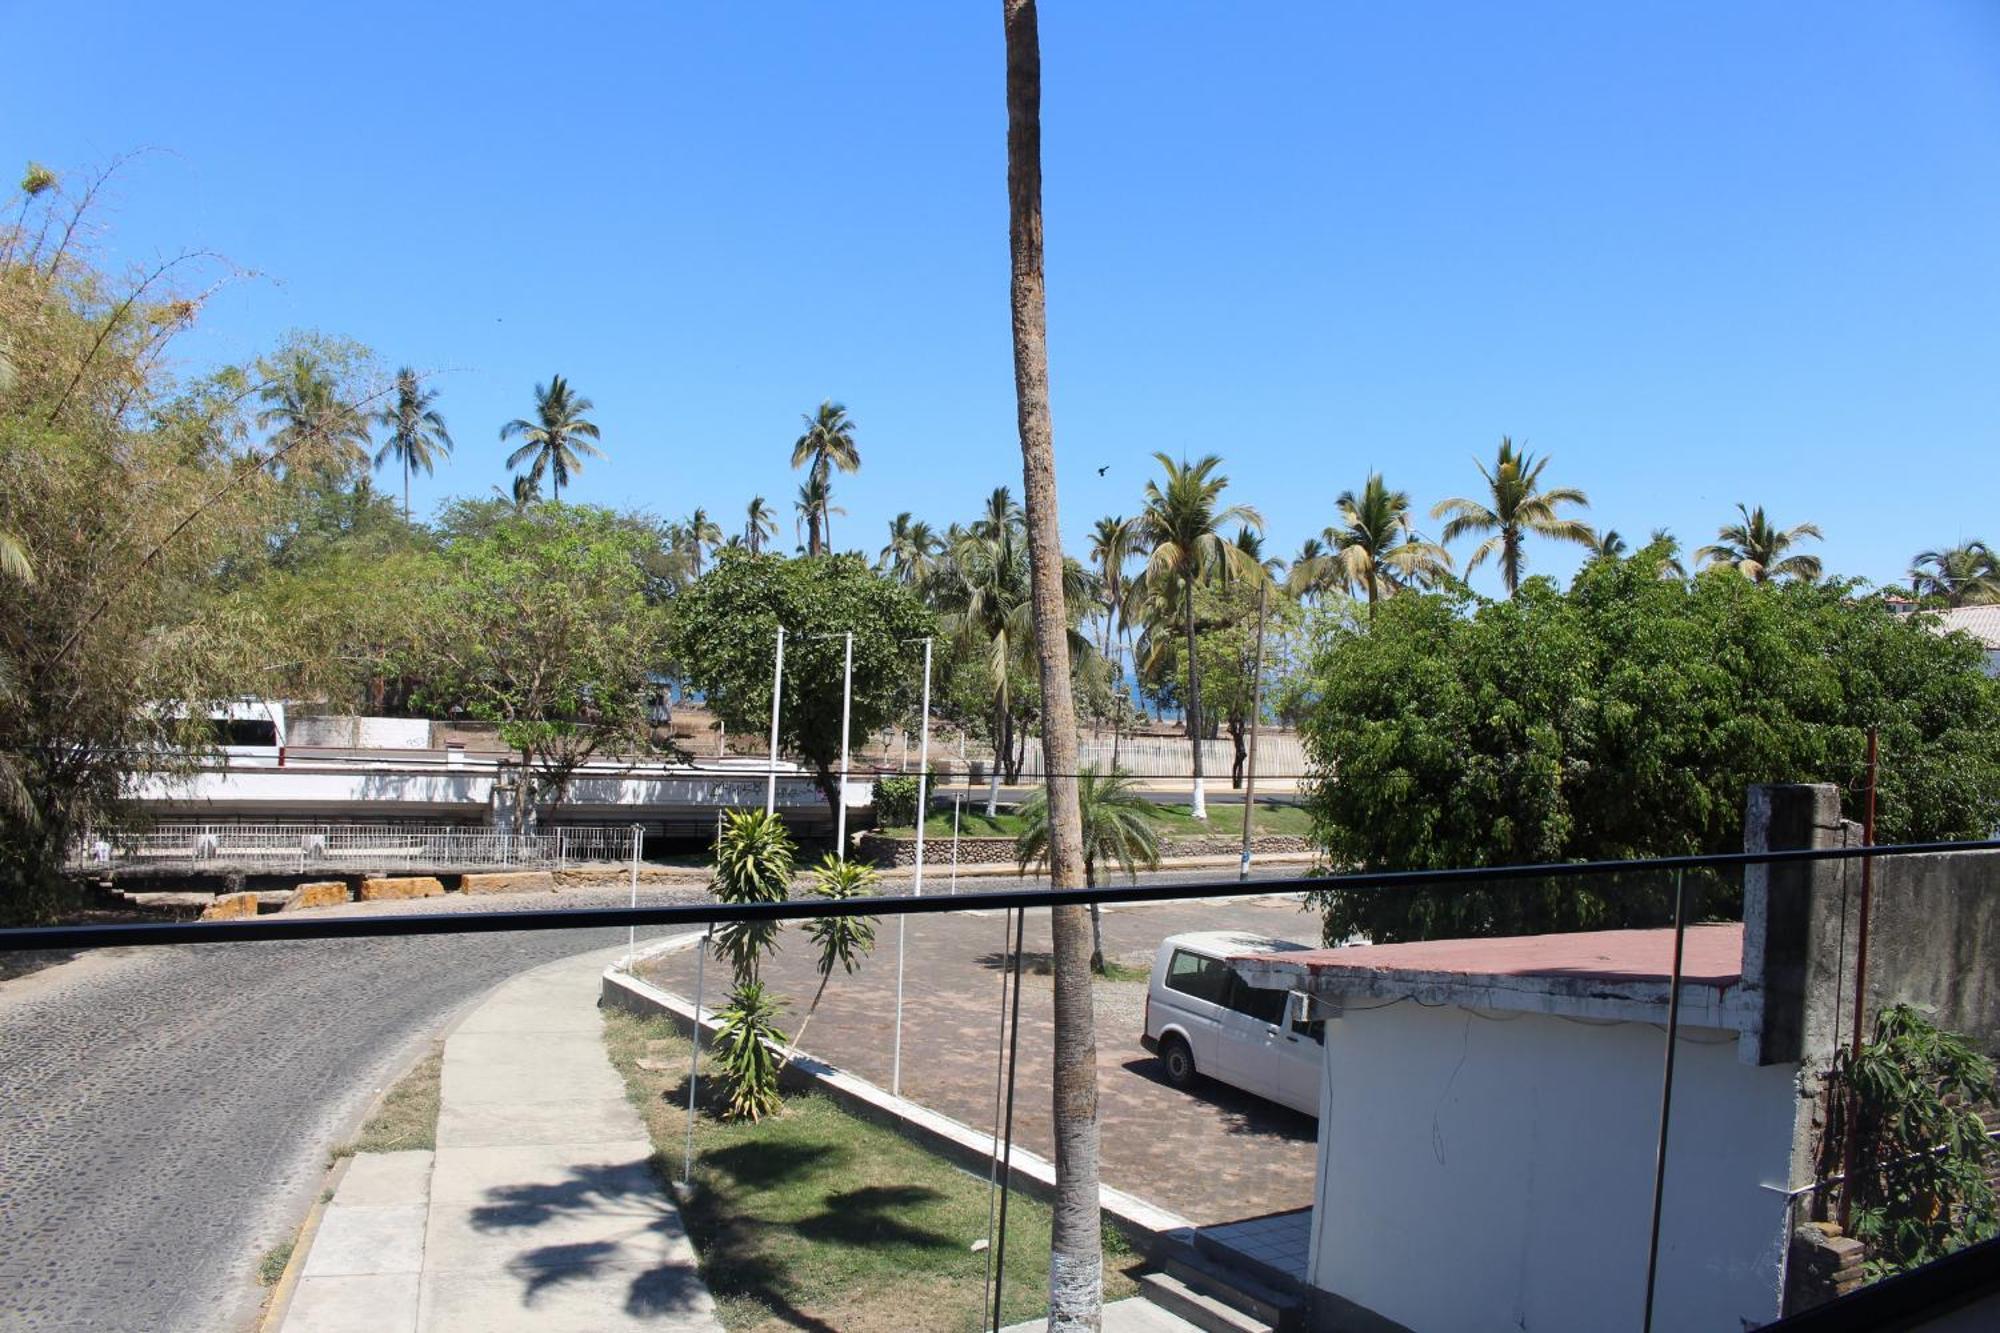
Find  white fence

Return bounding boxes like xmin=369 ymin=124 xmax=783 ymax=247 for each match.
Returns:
xmin=70 ymin=822 xmax=640 ymax=873
xmin=998 ymin=734 xmax=1311 ymax=782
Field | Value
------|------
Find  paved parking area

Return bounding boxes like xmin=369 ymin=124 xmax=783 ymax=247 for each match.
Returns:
xmin=641 ymin=894 xmax=1324 ymax=1224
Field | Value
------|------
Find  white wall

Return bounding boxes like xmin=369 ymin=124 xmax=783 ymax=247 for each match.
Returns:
xmin=286 ymin=715 xmax=433 ymax=749
xmin=1309 ymin=1002 xmax=1797 ymax=1333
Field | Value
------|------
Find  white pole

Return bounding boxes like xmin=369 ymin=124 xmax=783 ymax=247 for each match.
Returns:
xmin=764 ymin=625 xmax=785 ymax=817
xmin=835 ymin=631 xmax=854 ymax=862
xmin=682 ymin=927 xmax=709 ymax=1186
xmin=949 ymin=792 xmax=962 ymax=895
xmin=624 ymin=823 xmax=641 ymax=971
xmin=893 ymin=637 xmax=933 ymax=1096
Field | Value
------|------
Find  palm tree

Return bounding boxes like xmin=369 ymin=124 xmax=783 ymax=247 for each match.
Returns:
xmin=879 ymin=512 xmax=942 ymax=585
xmin=1697 ymin=504 xmax=1824 ymax=583
xmin=794 ymin=475 xmax=844 ymax=555
xmin=500 ymin=374 xmax=603 ymax=502
xmin=1017 ymin=766 xmax=1161 ymax=973
xmin=372 ymin=368 xmax=452 ymax=519
xmin=1002 ymin=4 xmax=1100 ymax=1322
xmin=789 ymin=399 xmax=860 ymax=555
xmin=745 ymin=496 xmax=777 ymax=554
xmin=256 ymin=351 xmax=372 ymax=479
xmin=1131 ymin=452 xmax=1265 ymax=821
xmin=1315 ymin=473 xmax=1452 ymax=622
xmin=1431 ymin=437 xmax=1593 ymax=595
xmin=682 ymin=507 xmax=723 ymax=578
xmin=1588 ymin=529 xmax=1628 ymax=559
xmin=1910 ymin=541 xmax=2000 ymax=607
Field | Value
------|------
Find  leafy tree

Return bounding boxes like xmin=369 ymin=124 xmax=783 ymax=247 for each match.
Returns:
xmin=407 ymin=505 xmax=669 ymax=829
xmin=1697 ymin=503 xmax=1824 ymax=583
xmin=1299 ymin=552 xmax=2000 ymax=943
xmin=1131 ymin=452 xmax=1266 ymax=819
xmin=1017 ymin=766 xmax=1162 ymax=971
xmin=1909 ymin=541 xmax=2000 ymax=607
xmin=1294 ymin=472 xmax=1451 ymax=622
xmin=372 ymin=367 xmax=452 ymax=519
xmin=501 ymin=373 xmax=602 ymax=501
xmin=669 ymin=551 xmax=935 ymax=816
xmin=1820 ymin=1005 xmax=2000 ymax=1276
xmin=256 ymin=339 xmax=377 ymax=482
xmin=1431 ymin=436 xmax=1593 ymax=595
xmin=789 ymin=399 xmax=860 ymax=555
xmin=744 ymin=495 xmax=777 ymax=553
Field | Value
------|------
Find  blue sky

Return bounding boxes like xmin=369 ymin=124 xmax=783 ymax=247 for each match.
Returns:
xmin=6 ymin=2 xmax=1997 ymax=594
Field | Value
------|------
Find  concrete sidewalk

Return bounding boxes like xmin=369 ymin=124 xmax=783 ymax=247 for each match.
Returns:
xmin=279 ymin=946 xmax=718 ymax=1332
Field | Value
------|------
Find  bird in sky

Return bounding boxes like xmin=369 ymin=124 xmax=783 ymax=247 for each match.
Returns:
xmin=1097 ymin=465 xmax=1110 ymax=476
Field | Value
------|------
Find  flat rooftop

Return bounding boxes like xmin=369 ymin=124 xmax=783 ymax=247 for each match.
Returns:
xmin=1232 ymin=924 xmax=1748 ymax=1029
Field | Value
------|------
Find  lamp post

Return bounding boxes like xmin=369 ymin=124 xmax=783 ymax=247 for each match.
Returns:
xmin=764 ymin=626 xmax=785 ymax=817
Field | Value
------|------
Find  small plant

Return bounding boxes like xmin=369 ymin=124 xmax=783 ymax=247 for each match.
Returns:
xmin=784 ymin=856 xmax=880 ymax=1062
xmin=873 ymin=774 xmax=921 ymax=827
xmin=1820 ymin=1004 xmax=2000 ymax=1278
xmin=709 ymin=809 xmax=794 ymax=986
xmin=714 ymin=980 xmax=788 ymax=1121
xmin=1016 ymin=765 xmax=1161 ymax=972
xmin=257 ymin=1238 xmax=295 ymax=1286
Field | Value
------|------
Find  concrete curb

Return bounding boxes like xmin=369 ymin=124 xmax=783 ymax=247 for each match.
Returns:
xmin=601 ymin=945 xmax=1197 ymax=1253
xmin=255 ymin=1152 xmax=351 ymax=1331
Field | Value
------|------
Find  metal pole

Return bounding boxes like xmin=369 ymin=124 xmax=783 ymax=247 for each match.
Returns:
xmin=950 ymin=794 xmax=962 ymax=895
xmin=981 ymin=903 xmax=1015 ymax=1324
xmin=1641 ymin=869 xmax=1688 ymax=1333
xmin=682 ymin=927 xmax=711 ymax=1187
xmin=624 ymin=824 xmax=641 ymax=972
xmin=764 ymin=626 xmax=785 ymax=817
xmin=1240 ymin=580 xmax=1269 ymax=880
xmin=1838 ymin=725 xmax=1881 ymax=1231
xmin=894 ymin=639 xmax=934 ymax=1096
xmin=990 ymin=905 xmax=1027 ymax=1332
xmin=835 ymin=631 xmax=854 ymax=861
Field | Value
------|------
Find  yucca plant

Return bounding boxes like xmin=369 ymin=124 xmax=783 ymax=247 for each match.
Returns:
xmin=713 ymin=980 xmax=789 ymax=1121
xmin=709 ymin=809 xmax=794 ymax=987
xmin=784 ymin=856 xmax=880 ymax=1063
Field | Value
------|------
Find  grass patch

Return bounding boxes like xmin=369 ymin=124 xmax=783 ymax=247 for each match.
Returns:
xmin=604 ymin=1009 xmax=1140 ymax=1331
xmin=883 ymin=800 xmax=1313 ymax=842
xmin=333 ymin=1046 xmax=443 ymax=1161
xmin=257 ymin=1238 xmax=295 ymax=1287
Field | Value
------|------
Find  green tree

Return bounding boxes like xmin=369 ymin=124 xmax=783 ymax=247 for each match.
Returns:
xmin=681 ymin=506 xmax=722 ymax=578
xmin=256 ymin=341 xmax=376 ymax=482
xmin=713 ymin=980 xmax=788 ymax=1122
xmin=1017 ymin=766 xmax=1162 ymax=971
xmin=709 ymin=808 xmax=795 ymax=988
xmin=745 ymin=495 xmax=777 ymax=554
xmin=783 ymin=855 xmax=880 ymax=1060
xmin=501 ymin=373 xmax=602 ymax=501
xmin=408 ymin=505 xmax=669 ymax=830
xmin=1697 ymin=503 xmax=1823 ymax=583
xmin=1431 ymin=436 xmax=1593 ymax=595
xmin=670 ymin=550 xmax=935 ymax=816
xmin=1910 ymin=541 xmax=2000 ymax=607
xmin=879 ymin=511 xmax=942 ymax=586
xmin=1299 ymin=472 xmax=1452 ymax=623
xmin=372 ymin=367 xmax=452 ymax=519
xmin=1298 ymin=554 xmax=2000 ymax=943
xmin=789 ymin=399 xmax=860 ymax=556
xmin=1131 ymin=452 xmax=1266 ymax=819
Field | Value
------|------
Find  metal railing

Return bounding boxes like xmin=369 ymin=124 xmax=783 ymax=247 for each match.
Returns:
xmin=67 ymin=822 xmax=640 ymax=873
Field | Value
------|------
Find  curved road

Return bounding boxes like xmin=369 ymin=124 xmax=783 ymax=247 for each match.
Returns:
xmin=0 ymin=863 xmax=1303 ymax=1333
xmin=0 ymin=887 xmax=700 ymax=1333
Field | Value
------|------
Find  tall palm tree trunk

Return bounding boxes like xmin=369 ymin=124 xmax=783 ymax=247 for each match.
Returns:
xmin=1183 ymin=578 xmax=1207 ymax=820
xmin=403 ymin=453 xmax=411 ymax=522
xmin=1004 ymin=3 xmax=1101 ymax=1327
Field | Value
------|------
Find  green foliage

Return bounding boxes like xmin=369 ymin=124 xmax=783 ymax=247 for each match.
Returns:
xmin=803 ymin=855 xmax=879 ymax=981
xmin=1016 ymin=766 xmax=1163 ymax=887
xmin=872 ymin=774 xmax=922 ymax=827
xmin=709 ymin=809 xmax=795 ymax=987
xmin=1821 ymin=1005 xmax=2000 ymax=1277
xmin=1300 ymin=553 xmax=2000 ymax=942
xmin=713 ymin=980 xmax=788 ymax=1122
xmin=670 ymin=550 xmax=936 ymax=810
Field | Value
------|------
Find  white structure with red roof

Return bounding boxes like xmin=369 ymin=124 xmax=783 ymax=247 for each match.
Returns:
xmin=1231 ymin=923 xmax=1801 ymax=1332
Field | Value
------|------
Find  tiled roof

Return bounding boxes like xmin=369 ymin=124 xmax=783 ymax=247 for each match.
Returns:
xmin=1236 ymin=924 xmax=1744 ymax=990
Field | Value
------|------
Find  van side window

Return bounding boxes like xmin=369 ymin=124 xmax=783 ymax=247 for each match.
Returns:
xmin=1227 ymin=977 xmax=1288 ymax=1025
xmin=1164 ymin=950 xmax=1232 ymax=1005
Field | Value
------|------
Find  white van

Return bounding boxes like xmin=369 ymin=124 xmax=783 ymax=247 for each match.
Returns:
xmin=1142 ymin=931 xmax=1323 ymax=1117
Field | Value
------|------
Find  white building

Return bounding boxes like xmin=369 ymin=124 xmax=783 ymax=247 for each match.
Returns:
xmin=1922 ymin=604 xmax=2000 ymax=678
xmin=1233 ymin=924 xmax=1800 ymax=1333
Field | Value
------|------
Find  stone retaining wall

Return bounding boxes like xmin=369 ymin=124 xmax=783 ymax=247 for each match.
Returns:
xmin=854 ymin=831 xmax=1313 ymax=868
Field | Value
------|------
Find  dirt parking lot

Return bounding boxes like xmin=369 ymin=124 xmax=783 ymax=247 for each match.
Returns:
xmin=641 ymin=893 xmax=1324 ymax=1224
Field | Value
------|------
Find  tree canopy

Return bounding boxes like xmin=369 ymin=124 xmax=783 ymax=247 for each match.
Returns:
xmin=1299 ymin=548 xmax=2000 ymax=942
xmin=669 ymin=550 xmax=935 ymax=812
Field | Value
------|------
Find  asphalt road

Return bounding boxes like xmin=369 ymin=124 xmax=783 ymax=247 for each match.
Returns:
xmin=0 ymin=862 xmax=1306 ymax=1333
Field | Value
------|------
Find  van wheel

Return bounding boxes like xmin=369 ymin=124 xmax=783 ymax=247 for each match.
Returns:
xmin=1160 ymin=1035 xmax=1197 ymax=1089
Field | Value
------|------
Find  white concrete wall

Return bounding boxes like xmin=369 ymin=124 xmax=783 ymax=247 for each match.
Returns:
xmin=1308 ymin=1003 xmax=1797 ymax=1333
xmin=286 ymin=715 xmax=433 ymax=749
